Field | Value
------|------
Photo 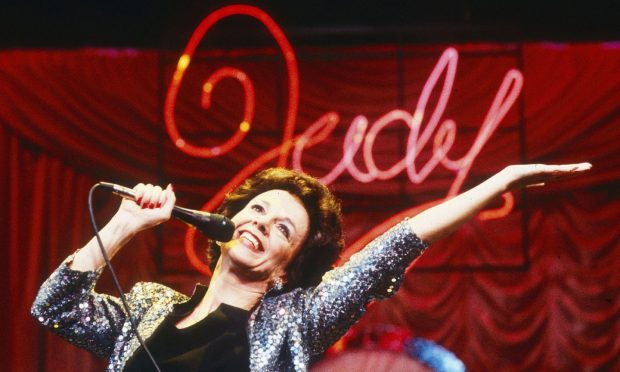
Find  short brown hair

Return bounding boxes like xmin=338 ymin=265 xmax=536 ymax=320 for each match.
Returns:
xmin=209 ymin=168 xmax=343 ymax=289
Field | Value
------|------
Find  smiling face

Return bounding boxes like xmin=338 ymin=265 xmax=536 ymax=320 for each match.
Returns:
xmin=220 ymin=189 xmax=310 ymax=283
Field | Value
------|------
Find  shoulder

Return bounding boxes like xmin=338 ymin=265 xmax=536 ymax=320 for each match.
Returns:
xmin=126 ymin=282 xmax=189 ymax=308
xmin=255 ymin=287 xmax=308 ymax=316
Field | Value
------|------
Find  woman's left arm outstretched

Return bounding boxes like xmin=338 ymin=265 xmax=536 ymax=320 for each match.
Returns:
xmin=409 ymin=163 xmax=591 ymax=244
xmin=303 ymin=162 xmax=591 ymax=355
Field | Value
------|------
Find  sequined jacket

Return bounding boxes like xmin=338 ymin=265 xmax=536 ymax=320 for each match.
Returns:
xmin=31 ymin=221 xmax=428 ymax=371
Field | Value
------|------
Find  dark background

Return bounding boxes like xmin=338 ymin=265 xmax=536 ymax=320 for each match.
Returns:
xmin=1 ymin=0 xmax=619 ymax=48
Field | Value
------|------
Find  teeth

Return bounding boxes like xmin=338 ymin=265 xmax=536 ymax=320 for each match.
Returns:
xmin=241 ymin=232 xmax=261 ymax=251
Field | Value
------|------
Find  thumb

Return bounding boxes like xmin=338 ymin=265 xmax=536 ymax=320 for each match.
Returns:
xmin=162 ymin=183 xmax=177 ymax=212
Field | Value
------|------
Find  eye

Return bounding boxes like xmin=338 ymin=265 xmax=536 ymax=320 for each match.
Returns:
xmin=277 ymin=223 xmax=290 ymax=239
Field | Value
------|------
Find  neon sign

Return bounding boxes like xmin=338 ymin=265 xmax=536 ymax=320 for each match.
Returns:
xmin=165 ymin=5 xmax=524 ymax=274
xmin=164 ymin=4 xmax=298 ymax=163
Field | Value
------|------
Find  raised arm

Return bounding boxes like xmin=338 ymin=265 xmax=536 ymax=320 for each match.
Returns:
xmin=303 ymin=163 xmax=591 ymax=355
xmin=70 ymin=183 xmax=175 ymax=271
xmin=31 ymin=183 xmax=175 ymax=357
xmin=409 ymin=163 xmax=591 ymax=244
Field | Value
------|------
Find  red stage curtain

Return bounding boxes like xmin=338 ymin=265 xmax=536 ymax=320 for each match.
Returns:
xmin=1 ymin=43 xmax=618 ymax=370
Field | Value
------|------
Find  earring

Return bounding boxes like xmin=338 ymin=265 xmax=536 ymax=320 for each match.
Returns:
xmin=271 ymin=277 xmax=284 ymax=291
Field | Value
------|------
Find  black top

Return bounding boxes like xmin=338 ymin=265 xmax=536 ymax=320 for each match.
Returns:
xmin=124 ymin=285 xmax=250 ymax=372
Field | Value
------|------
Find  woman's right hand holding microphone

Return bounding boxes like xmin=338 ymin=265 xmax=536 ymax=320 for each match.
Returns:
xmin=113 ymin=183 xmax=177 ymax=235
xmin=70 ymin=183 xmax=176 ymax=272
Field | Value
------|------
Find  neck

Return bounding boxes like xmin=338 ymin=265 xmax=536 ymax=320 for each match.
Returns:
xmin=196 ymin=258 xmax=269 ymax=316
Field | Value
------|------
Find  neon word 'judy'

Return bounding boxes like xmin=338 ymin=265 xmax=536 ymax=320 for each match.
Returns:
xmin=164 ymin=5 xmax=523 ymax=274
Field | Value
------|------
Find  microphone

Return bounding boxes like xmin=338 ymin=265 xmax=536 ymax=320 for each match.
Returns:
xmin=98 ymin=182 xmax=235 ymax=242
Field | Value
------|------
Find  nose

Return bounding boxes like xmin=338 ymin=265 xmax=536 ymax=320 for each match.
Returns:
xmin=253 ymin=216 xmax=269 ymax=235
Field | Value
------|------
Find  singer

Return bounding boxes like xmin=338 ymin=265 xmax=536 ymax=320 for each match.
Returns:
xmin=31 ymin=163 xmax=590 ymax=371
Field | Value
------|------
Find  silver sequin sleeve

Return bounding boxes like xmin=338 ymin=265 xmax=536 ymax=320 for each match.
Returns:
xmin=30 ymin=253 xmax=154 ymax=359
xmin=303 ymin=220 xmax=428 ymax=356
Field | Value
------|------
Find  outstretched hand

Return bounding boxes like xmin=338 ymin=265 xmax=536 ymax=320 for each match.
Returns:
xmin=408 ymin=162 xmax=592 ymax=244
xmin=503 ymin=163 xmax=592 ymax=190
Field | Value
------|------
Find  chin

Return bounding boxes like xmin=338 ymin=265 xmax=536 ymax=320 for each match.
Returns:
xmin=226 ymin=243 xmax=265 ymax=270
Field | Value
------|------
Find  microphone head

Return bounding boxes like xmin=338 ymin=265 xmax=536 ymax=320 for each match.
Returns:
xmin=171 ymin=206 xmax=235 ymax=242
xmin=197 ymin=214 xmax=236 ymax=242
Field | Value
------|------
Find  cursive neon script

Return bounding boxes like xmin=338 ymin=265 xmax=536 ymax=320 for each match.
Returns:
xmin=292 ymin=48 xmax=523 ymax=198
xmin=166 ymin=5 xmax=524 ymax=274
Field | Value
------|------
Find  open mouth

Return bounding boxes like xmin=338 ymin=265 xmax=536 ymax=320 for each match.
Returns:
xmin=239 ymin=231 xmax=264 ymax=253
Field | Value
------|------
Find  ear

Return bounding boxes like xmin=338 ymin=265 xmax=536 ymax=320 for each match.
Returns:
xmin=270 ymin=275 xmax=287 ymax=291
xmin=270 ymin=263 xmax=288 ymax=280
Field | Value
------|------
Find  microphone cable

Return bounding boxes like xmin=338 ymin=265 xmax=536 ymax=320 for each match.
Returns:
xmin=88 ymin=183 xmax=162 ymax=372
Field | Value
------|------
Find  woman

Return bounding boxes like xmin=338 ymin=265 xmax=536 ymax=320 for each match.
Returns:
xmin=31 ymin=163 xmax=591 ymax=371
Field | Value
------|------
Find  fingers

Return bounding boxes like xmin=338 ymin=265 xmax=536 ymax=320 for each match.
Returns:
xmin=132 ymin=183 xmax=176 ymax=210
xmin=157 ymin=186 xmax=167 ymax=208
xmin=505 ymin=162 xmax=592 ymax=190
xmin=572 ymin=162 xmax=592 ymax=171
xmin=133 ymin=183 xmax=146 ymax=205
xmin=522 ymin=163 xmax=591 ymax=176
xmin=544 ymin=162 xmax=592 ymax=176
xmin=549 ymin=163 xmax=591 ymax=171
xmin=140 ymin=184 xmax=155 ymax=208
xmin=150 ymin=185 xmax=163 ymax=208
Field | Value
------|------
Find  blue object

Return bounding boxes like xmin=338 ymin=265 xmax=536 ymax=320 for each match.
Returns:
xmin=405 ymin=337 xmax=466 ymax=372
